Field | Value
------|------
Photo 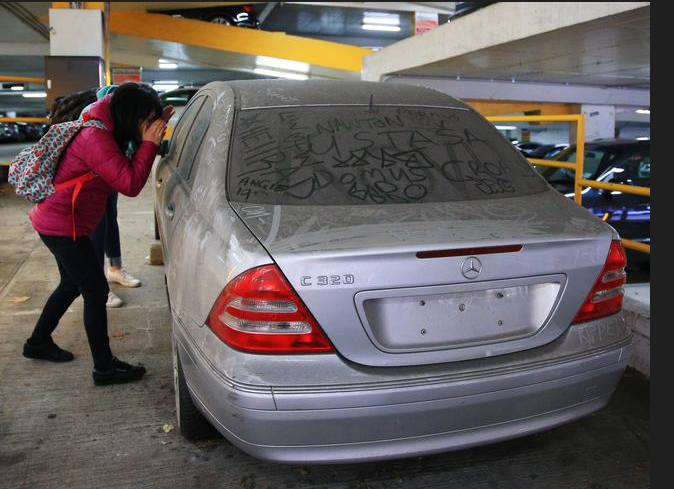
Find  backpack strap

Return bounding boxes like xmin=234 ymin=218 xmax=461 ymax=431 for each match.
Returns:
xmin=51 ymin=115 xmax=106 ymax=240
xmin=54 ymin=171 xmax=97 ymax=241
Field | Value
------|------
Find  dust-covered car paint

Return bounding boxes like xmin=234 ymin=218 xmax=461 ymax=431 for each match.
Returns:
xmin=155 ymin=80 xmax=631 ymax=463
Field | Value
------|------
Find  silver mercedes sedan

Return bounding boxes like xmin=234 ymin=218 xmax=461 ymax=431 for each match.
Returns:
xmin=154 ymin=80 xmax=632 ymax=464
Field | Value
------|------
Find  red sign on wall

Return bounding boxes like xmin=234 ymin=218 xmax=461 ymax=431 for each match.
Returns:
xmin=112 ymin=68 xmax=142 ymax=85
xmin=415 ymin=13 xmax=438 ymax=35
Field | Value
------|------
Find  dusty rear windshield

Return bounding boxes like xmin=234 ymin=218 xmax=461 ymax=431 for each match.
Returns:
xmin=227 ymin=105 xmax=548 ymax=205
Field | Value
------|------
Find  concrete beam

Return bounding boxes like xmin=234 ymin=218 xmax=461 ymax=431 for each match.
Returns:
xmin=284 ymin=2 xmax=456 ymax=14
xmin=108 ymin=10 xmax=371 ymax=74
xmin=0 ymin=42 xmax=49 ymax=56
xmin=362 ymin=2 xmax=650 ymax=82
xmin=383 ymin=75 xmax=651 ymax=107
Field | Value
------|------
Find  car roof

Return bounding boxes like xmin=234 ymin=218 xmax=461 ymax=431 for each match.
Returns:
xmin=203 ymin=79 xmax=469 ymax=110
xmin=584 ymin=138 xmax=650 ymax=149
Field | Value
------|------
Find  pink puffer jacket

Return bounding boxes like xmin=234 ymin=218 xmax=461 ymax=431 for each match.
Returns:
xmin=29 ymin=94 xmax=158 ymax=237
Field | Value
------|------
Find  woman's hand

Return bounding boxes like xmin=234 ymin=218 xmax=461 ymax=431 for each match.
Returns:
xmin=161 ymin=105 xmax=175 ymax=122
xmin=141 ymin=118 xmax=167 ymax=146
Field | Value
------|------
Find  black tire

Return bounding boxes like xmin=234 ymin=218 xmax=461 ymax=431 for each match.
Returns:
xmin=154 ymin=210 xmax=160 ymax=241
xmin=173 ymin=343 xmax=218 ymax=441
xmin=204 ymin=14 xmax=233 ymax=25
xmin=0 ymin=164 xmax=8 ymax=184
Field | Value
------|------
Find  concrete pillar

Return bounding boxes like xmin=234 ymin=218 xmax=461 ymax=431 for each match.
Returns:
xmin=49 ymin=8 xmax=104 ymax=58
xmin=46 ymin=7 xmax=107 ymax=110
xmin=581 ymin=104 xmax=616 ymax=141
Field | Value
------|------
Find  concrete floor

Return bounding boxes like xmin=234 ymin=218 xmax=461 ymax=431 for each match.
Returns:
xmin=0 ymin=180 xmax=650 ymax=489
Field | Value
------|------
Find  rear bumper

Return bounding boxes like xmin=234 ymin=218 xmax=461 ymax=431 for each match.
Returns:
xmin=175 ymin=319 xmax=631 ymax=464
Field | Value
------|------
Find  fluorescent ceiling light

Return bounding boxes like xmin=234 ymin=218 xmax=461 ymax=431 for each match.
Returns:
xmin=362 ymin=24 xmax=401 ymax=32
xmin=363 ymin=12 xmax=400 ymax=25
xmin=637 ymin=136 xmax=650 ymax=141
xmin=159 ymin=63 xmax=178 ymax=70
xmin=496 ymin=125 xmax=517 ymax=131
xmin=635 ymin=109 xmax=650 ymax=115
xmin=253 ymin=68 xmax=309 ymax=80
xmin=154 ymin=80 xmax=179 ymax=84
xmin=22 ymin=92 xmax=47 ymax=98
xmin=10 ymin=86 xmax=24 ymax=91
xmin=256 ymin=56 xmax=309 ymax=74
xmin=152 ymin=84 xmax=179 ymax=92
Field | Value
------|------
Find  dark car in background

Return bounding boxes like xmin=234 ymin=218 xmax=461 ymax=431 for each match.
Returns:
xmin=450 ymin=2 xmax=497 ymax=20
xmin=155 ymin=4 xmax=259 ymax=27
xmin=528 ymin=143 xmax=568 ymax=160
xmin=515 ymin=141 xmax=544 ymax=156
xmin=160 ymin=86 xmax=200 ymax=137
xmin=0 ymin=122 xmax=48 ymax=143
xmin=539 ymin=139 xmax=650 ymax=266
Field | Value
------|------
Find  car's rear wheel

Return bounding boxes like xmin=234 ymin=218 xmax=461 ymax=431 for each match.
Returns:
xmin=154 ymin=210 xmax=160 ymax=241
xmin=204 ymin=13 xmax=233 ymax=25
xmin=173 ymin=338 xmax=218 ymax=441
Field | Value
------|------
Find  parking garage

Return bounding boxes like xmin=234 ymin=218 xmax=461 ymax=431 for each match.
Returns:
xmin=0 ymin=2 xmax=649 ymax=488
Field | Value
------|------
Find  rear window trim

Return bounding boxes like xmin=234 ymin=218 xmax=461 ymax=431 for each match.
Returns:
xmin=240 ymin=103 xmax=471 ymax=111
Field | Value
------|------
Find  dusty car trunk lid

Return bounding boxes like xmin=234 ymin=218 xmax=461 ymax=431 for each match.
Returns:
xmin=230 ymin=190 xmax=613 ymax=367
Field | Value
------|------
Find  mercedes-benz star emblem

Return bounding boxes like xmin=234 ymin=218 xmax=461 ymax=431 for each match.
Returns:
xmin=461 ymin=257 xmax=483 ymax=280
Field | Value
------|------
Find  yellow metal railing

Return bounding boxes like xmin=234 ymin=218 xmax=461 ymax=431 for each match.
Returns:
xmin=0 ymin=76 xmax=45 ymax=84
xmin=487 ymin=114 xmax=650 ymax=254
xmin=0 ymin=117 xmax=50 ymax=123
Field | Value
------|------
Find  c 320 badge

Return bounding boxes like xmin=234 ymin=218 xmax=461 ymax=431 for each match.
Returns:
xmin=300 ymin=275 xmax=355 ymax=287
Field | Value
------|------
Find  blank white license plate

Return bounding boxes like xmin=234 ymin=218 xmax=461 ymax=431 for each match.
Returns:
xmin=360 ymin=282 xmax=561 ymax=352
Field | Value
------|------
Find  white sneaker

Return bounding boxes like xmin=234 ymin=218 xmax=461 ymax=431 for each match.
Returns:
xmin=106 ymin=291 xmax=123 ymax=308
xmin=106 ymin=268 xmax=141 ymax=288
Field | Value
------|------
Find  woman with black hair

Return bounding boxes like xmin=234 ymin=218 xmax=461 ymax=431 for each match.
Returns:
xmin=24 ymin=82 xmax=173 ymax=386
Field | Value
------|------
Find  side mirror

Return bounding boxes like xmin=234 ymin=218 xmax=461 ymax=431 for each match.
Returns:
xmin=158 ymin=139 xmax=169 ymax=157
xmin=602 ymin=177 xmax=627 ymax=198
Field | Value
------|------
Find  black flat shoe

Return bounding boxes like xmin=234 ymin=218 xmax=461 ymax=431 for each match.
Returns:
xmin=23 ymin=340 xmax=74 ymax=362
xmin=93 ymin=357 xmax=146 ymax=386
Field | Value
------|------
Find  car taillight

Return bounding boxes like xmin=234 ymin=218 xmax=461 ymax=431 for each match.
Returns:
xmin=206 ymin=265 xmax=334 ymax=354
xmin=572 ymin=240 xmax=627 ymax=323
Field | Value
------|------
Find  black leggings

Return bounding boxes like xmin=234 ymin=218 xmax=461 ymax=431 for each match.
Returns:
xmin=30 ymin=233 xmax=113 ymax=371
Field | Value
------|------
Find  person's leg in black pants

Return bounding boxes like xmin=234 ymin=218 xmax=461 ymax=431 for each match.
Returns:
xmin=27 ymin=233 xmax=146 ymax=384
xmin=90 ymin=193 xmax=124 ymax=308
xmin=28 ymin=234 xmax=113 ymax=371
xmin=100 ymin=192 xmax=142 ymax=288
xmin=90 ymin=192 xmax=121 ymax=269
xmin=90 ymin=210 xmax=106 ymax=271
xmin=103 ymin=192 xmax=122 ymax=267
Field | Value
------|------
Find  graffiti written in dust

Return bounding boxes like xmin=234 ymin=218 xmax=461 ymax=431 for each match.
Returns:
xmin=231 ymin=106 xmax=538 ymax=204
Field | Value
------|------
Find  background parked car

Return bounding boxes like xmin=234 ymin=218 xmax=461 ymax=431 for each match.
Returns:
xmin=0 ymin=122 xmax=49 ymax=143
xmin=160 ymin=86 xmax=200 ymax=137
xmin=538 ymin=139 xmax=650 ymax=266
xmin=0 ymin=122 xmax=22 ymax=142
xmin=155 ymin=4 xmax=259 ymax=27
xmin=450 ymin=2 xmax=498 ymax=20
xmin=515 ymin=141 xmax=544 ymax=156
xmin=528 ymin=143 xmax=569 ymax=160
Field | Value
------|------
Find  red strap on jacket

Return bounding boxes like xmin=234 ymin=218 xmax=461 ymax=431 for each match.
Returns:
xmin=54 ymin=171 xmax=97 ymax=240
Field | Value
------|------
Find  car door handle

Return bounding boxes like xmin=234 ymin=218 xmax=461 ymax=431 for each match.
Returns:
xmin=165 ymin=203 xmax=175 ymax=220
xmin=156 ymin=178 xmax=163 ymax=189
